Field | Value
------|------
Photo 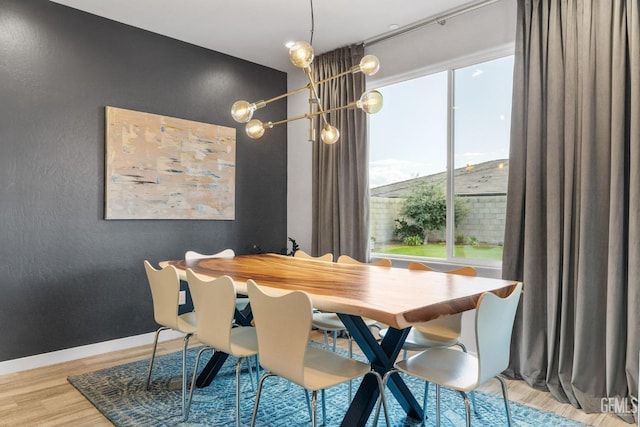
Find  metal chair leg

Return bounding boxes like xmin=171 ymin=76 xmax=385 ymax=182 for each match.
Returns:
xmin=422 ymin=381 xmax=429 ymax=424
xmin=436 ymin=384 xmax=441 ymax=427
xmin=250 ymin=372 xmax=275 ymax=427
xmin=321 ymin=389 xmax=327 ymax=426
xmin=456 ymin=342 xmax=479 ymax=415
xmin=145 ymin=326 xmax=169 ymax=390
xmin=496 ymin=375 xmax=513 ymax=427
xmin=311 ymin=390 xmax=317 ymax=427
xmin=180 ymin=333 xmax=192 ymax=419
xmin=304 ymin=389 xmax=312 ymax=421
xmin=244 ymin=355 xmax=255 ymax=391
xmin=458 ymin=391 xmax=471 ymax=427
xmin=185 ymin=346 xmax=212 ymax=421
xmin=373 ymin=369 xmax=394 ymax=427
xmin=235 ymin=358 xmax=243 ymax=427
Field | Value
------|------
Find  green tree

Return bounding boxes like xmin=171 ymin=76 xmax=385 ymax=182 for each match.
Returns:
xmin=394 ymin=182 xmax=469 ymax=243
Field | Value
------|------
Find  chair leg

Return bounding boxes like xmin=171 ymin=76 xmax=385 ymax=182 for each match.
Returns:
xmin=470 ymin=388 xmax=479 ymax=415
xmin=455 ymin=343 xmax=479 ymax=415
xmin=244 ymin=355 xmax=255 ymax=391
xmin=180 ymin=333 xmax=193 ymax=419
xmin=235 ymin=358 xmax=243 ymax=427
xmin=323 ymin=330 xmax=330 ymax=349
xmin=422 ymin=381 xmax=430 ymax=424
xmin=436 ymin=384 xmax=441 ymax=427
xmin=458 ymin=390 xmax=471 ymax=427
xmin=332 ymin=330 xmax=337 ymax=352
xmin=250 ymin=372 xmax=275 ymax=427
xmin=371 ymin=370 xmax=391 ymax=427
xmin=304 ymin=390 xmax=312 ymax=421
xmin=145 ymin=326 xmax=169 ymax=390
xmin=496 ymin=375 xmax=513 ymax=427
xmin=311 ymin=390 xmax=317 ymax=427
xmin=321 ymin=389 xmax=326 ymax=426
xmin=185 ymin=347 xmax=212 ymax=421
xmin=255 ymin=355 xmax=260 ymax=387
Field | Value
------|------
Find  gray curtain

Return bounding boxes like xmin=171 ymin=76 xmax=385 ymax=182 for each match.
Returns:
xmin=502 ymin=0 xmax=639 ymax=421
xmin=311 ymin=44 xmax=369 ymax=260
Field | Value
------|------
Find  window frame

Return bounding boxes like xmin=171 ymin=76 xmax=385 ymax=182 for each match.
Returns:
xmin=368 ymin=44 xmax=515 ymax=268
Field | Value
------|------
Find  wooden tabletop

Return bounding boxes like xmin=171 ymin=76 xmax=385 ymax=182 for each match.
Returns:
xmin=166 ymin=253 xmax=520 ymax=330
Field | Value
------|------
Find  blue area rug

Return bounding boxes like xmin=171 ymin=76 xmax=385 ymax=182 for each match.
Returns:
xmin=68 ymin=345 xmax=588 ymax=426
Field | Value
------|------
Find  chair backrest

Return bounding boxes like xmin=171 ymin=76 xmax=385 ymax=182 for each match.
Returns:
xmin=294 ymin=250 xmax=333 ymax=262
xmin=407 ymin=261 xmax=434 ymax=271
xmin=185 ymin=248 xmax=235 ymax=261
xmin=444 ymin=266 xmax=476 ymax=276
xmin=476 ymin=283 xmax=523 ymax=385
xmin=337 ymin=254 xmax=391 ymax=267
xmin=186 ymin=269 xmax=236 ymax=353
xmin=336 ymin=254 xmax=360 ymax=264
xmin=144 ymin=260 xmax=181 ymax=330
xmin=413 ymin=265 xmax=477 ymax=335
xmin=247 ymin=280 xmax=312 ymax=385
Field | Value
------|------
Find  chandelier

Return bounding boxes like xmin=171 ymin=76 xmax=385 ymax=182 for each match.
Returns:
xmin=230 ymin=40 xmax=383 ymax=144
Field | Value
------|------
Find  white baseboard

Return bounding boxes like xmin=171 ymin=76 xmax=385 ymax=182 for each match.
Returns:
xmin=0 ymin=330 xmax=184 ymax=376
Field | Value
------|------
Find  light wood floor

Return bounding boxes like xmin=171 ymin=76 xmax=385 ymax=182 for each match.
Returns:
xmin=0 ymin=332 xmax=631 ymax=426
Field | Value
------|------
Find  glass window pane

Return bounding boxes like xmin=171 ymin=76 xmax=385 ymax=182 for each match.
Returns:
xmin=369 ymin=72 xmax=448 ymax=258
xmin=452 ymin=56 xmax=513 ymax=261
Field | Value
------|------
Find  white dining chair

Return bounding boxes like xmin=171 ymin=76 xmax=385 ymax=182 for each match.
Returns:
xmin=184 ymin=248 xmax=236 ymax=261
xmin=377 ymin=283 xmax=523 ymax=427
xmin=143 ymin=260 xmax=197 ymax=419
xmin=378 ymin=264 xmax=477 ymax=358
xmin=294 ymin=250 xmax=333 ymax=262
xmin=184 ymin=249 xmax=249 ymax=312
xmin=247 ymin=280 xmax=390 ymax=427
xmin=184 ymin=270 xmax=258 ymax=426
xmin=377 ymin=264 xmax=479 ymax=413
xmin=337 ymin=254 xmax=393 ymax=267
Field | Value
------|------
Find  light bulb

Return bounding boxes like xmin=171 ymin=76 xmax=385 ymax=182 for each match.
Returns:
xmin=357 ymin=90 xmax=383 ymax=114
xmin=289 ymin=41 xmax=314 ymax=69
xmin=245 ymin=119 xmax=266 ymax=139
xmin=359 ymin=55 xmax=380 ymax=76
xmin=321 ymin=124 xmax=340 ymax=144
xmin=231 ymin=100 xmax=255 ymax=123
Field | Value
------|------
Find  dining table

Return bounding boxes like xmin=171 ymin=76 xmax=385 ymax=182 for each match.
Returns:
xmin=163 ymin=253 xmax=520 ymax=427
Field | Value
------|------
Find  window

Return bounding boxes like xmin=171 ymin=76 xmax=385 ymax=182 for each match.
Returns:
xmin=369 ymin=55 xmax=514 ymax=265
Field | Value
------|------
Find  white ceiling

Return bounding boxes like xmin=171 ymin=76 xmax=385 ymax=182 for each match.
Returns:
xmin=49 ymin=0 xmax=486 ymax=73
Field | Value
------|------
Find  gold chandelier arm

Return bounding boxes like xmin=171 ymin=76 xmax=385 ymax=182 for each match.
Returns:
xmin=251 ymin=65 xmax=362 ymax=108
xmin=258 ymin=83 xmax=313 ymax=107
xmin=268 ymin=101 xmax=356 ymax=127
xmin=314 ymin=68 xmax=353 ymax=86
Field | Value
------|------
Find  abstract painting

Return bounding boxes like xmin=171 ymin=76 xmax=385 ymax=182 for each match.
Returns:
xmin=105 ymin=106 xmax=235 ymax=220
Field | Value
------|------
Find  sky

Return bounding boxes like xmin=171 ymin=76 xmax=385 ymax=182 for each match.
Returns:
xmin=369 ymin=55 xmax=514 ymax=188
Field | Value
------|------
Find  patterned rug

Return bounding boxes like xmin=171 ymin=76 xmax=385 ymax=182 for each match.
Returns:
xmin=68 ymin=345 xmax=588 ymax=426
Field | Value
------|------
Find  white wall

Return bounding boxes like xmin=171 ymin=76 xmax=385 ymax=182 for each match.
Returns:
xmin=286 ymin=0 xmax=517 ymax=252
xmin=286 ymin=71 xmax=314 ymax=252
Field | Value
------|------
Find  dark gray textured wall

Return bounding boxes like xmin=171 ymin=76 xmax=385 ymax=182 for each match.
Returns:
xmin=0 ymin=0 xmax=287 ymax=361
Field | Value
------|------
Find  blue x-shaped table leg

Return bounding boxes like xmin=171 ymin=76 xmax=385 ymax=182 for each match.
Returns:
xmin=338 ymin=313 xmax=423 ymax=426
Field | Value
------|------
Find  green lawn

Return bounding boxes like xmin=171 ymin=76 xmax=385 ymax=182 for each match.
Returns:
xmin=374 ymin=242 xmax=503 ymax=261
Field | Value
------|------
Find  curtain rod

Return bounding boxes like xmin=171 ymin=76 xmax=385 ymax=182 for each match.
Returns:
xmin=363 ymin=0 xmax=501 ymax=47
